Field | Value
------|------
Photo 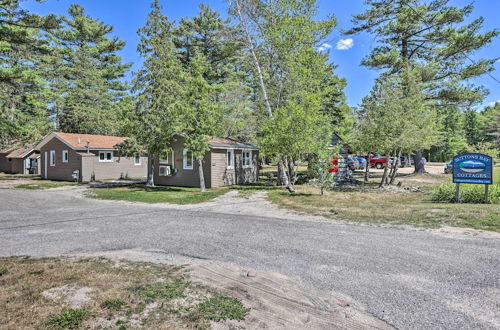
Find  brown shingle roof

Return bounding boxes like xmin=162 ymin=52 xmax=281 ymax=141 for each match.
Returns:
xmin=54 ymin=132 xmax=127 ymax=150
xmin=5 ymin=145 xmax=35 ymax=159
xmin=208 ymin=137 xmax=258 ymax=150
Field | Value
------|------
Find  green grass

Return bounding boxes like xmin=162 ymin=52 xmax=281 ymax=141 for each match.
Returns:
xmin=196 ymin=294 xmax=249 ymax=322
xmin=15 ymin=181 xmax=78 ymax=190
xmin=88 ymin=185 xmax=229 ymax=204
xmin=0 ymin=173 xmax=39 ymax=180
xmin=101 ymin=298 xmax=127 ymax=311
xmin=47 ymin=308 xmax=88 ymax=329
xmin=132 ymin=279 xmax=189 ymax=301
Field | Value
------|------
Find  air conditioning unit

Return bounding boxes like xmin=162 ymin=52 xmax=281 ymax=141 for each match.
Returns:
xmin=159 ymin=165 xmax=172 ymax=176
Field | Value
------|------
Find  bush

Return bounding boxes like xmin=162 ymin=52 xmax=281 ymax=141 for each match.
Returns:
xmin=431 ymin=183 xmax=499 ymax=204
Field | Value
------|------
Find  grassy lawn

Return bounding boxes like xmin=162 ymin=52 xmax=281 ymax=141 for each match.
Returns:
xmin=261 ymin=165 xmax=500 ymax=232
xmin=88 ymin=185 xmax=229 ymax=204
xmin=0 ymin=173 xmax=40 ymax=180
xmin=15 ymin=180 xmax=78 ymax=190
xmin=0 ymin=256 xmax=248 ymax=329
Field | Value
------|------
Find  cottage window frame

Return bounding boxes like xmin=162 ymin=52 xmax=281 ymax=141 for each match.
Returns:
xmin=227 ymin=149 xmax=234 ymax=169
xmin=183 ymin=149 xmax=193 ymax=170
xmin=99 ymin=151 xmax=114 ymax=162
xmin=134 ymin=155 xmax=141 ymax=165
xmin=62 ymin=150 xmax=69 ymax=163
xmin=50 ymin=150 xmax=56 ymax=166
xmin=242 ymin=150 xmax=252 ymax=169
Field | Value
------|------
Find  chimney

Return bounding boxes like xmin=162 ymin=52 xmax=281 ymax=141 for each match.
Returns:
xmin=86 ymin=141 xmax=90 ymax=153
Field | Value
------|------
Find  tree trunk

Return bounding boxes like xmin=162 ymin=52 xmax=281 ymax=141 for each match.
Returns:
xmin=277 ymin=158 xmax=289 ymax=187
xmin=198 ymin=158 xmax=206 ymax=193
xmin=413 ymin=151 xmax=426 ymax=174
xmin=378 ymin=155 xmax=391 ymax=188
xmin=364 ymin=155 xmax=370 ymax=182
xmin=389 ymin=150 xmax=402 ymax=185
xmin=234 ymin=0 xmax=272 ymax=118
xmin=287 ymin=156 xmax=297 ymax=185
xmin=146 ymin=156 xmax=155 ymax=187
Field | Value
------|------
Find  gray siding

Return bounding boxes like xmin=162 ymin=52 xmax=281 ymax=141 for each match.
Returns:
xmin=153 ymin=136 xmax=211 ymax=188
xmin=40 ymin=137 xmax=147 ymax=182
xmin=81 ymin=151 xmax=147 ymax=182
xmin=154 ymin=136 xmax=259 ymax=188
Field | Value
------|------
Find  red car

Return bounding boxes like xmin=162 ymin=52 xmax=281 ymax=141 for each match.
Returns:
xmin=363 ymin=154 xmax=388 ymax=169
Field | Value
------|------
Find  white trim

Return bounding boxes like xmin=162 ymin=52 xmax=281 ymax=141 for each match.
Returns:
xmin=49 ymin=150 xmax=56 ymax=166
xmin=99 ymin=151 xmax=114 ymax=162
xmin=134 ymin=155 xmax=142 ymax=165
xmin=62 ymin=150 xmax=69 ymax=163
xmin=226 ymin=149 xmax=234 ymax=169
xmin=183 ymin=149 xmax=193 ymax=170
xmin=242 ymin=150 xmax=252 ymax=169
xmin=44 ymin=152 xmax=48 ymax=179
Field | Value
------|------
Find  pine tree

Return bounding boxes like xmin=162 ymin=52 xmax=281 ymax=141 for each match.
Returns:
xmin=52 ymin=5 xmax=130 ymax=135
xmin=128 ymin=0 xmax=187 ymax=186
xmin=0 ymin=0 xmax=60 ymax=147
xmin=346 ymin=0 xmax=498 ymax=173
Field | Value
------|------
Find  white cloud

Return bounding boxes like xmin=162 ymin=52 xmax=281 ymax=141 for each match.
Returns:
xmin=336 ymin=38 xmax=354 ymax=50
xmin=318 ymin=43 xmax=332 ymax=52
xmin=487 ymin=100 xmax=500 ymax=107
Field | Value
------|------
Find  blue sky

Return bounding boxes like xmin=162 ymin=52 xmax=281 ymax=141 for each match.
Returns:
xmin=22 ymin=0 xmax=500 ymax=108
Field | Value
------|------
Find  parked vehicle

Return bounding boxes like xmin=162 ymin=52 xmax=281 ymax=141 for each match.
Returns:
xmin=367 ymin=154 xmax=388 ymax=169
xmin=444 ymin=161 xmax=453 ymax=174
xmin=347 ymin=155 xmax=360 ymax=171
xmin=356 ymin=156 xmax=367 ymax=170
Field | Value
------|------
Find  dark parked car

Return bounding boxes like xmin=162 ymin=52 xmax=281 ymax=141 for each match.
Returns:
xmin=444 ymin=161 xmax=453 ymax=174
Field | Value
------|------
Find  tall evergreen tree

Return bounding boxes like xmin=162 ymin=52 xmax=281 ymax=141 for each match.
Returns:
xmin=127 ymin=0 xmax=187 ymax=186
xmin=52 ymin=5 xmax=130 ymax=135
xmin=0 ymin=0 xmax=60 ymax=147
xmin=346 ymin=0 xmax=498 ymax=173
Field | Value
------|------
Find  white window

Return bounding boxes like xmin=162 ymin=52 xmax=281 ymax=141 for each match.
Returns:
xmin=134 ymin=155 xmax=141 ymax=165
xmin=242 ymin=150 xmax=252 ymax=168
xmin=227 ymin=149 xmax=234 ymax=169
xmin=62 ymin=150 xmax=68 ymax=163
xmin=50 ymin=150 xmax=56 ymax=166
xmin=99 ymin=151 xmax=113 ymax=162
xmin=183 ymin=149 xmax=193 ymax=170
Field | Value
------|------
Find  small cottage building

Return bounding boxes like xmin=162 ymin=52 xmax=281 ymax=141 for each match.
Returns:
xmin=0 ymin=145 xmax=40 ymax=175
xmin=35 ymin=132 xmax=147 ymax=182
xmin=154 ymin=135 xmax=259 ymax=188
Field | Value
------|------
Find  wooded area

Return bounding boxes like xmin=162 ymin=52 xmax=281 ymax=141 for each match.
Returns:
xmin=1 ymin=0 xmax=498 ymax=190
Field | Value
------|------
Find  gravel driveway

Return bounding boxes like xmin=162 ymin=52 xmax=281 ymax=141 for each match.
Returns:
xmin=0 ymin=188 xmax=499 ymax=329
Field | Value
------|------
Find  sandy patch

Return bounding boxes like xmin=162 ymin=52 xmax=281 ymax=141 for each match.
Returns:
xmin=42 ymin=284 xmax=93 ymax=308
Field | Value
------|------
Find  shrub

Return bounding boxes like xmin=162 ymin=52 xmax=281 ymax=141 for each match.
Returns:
xmin=431 ymin=183 xmax=499 ymax=204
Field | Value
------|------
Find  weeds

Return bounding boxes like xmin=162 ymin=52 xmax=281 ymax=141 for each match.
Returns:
xmin=101 ymin=298 xmax=127 ymax=310
xmin=196 ymin=294 xmax=249 ymax=321
xmin=47 ymin=308 xmax=88 ymax=329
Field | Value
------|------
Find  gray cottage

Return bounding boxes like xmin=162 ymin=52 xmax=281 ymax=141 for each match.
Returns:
xmin=154 ymin=135 xmax=259 ymax=188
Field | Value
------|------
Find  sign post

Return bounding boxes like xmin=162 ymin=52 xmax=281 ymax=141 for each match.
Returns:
xmin=452 ymin=153 xmax=493 ymax=203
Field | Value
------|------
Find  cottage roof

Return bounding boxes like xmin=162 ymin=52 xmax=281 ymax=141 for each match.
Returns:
xmin=36 ymin=132 xmax=127 ymax=151
xmin=0 ymin=146 xmax=17 ymax=154
xmin=5 ymin=146 xmax=35 ymax=159
xmin=208 ymin=137 xmax=259 ymax=150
